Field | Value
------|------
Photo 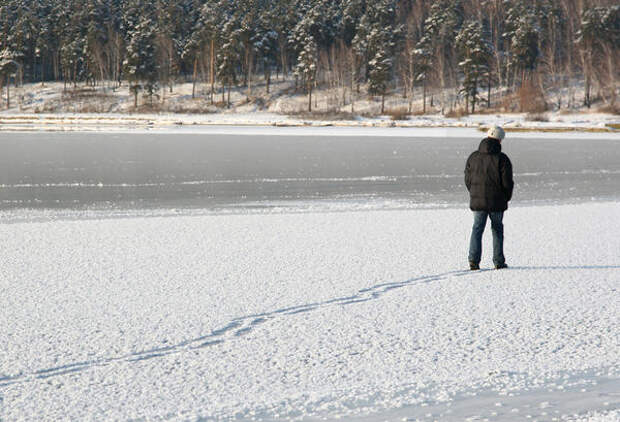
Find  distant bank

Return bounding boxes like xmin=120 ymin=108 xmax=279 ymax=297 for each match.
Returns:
xmin=0 ymin=112 xmax=618 ymax=135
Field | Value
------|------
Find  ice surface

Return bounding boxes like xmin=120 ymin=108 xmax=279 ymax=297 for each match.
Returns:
xmin=1 ymin=132 xmax=619 ymax=210
xmin=1 ymin=202 xmax=618 ymax=420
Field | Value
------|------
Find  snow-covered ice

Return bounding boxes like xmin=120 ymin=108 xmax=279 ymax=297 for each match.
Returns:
xmin=1 ymin=202 xmax=618 ymax=420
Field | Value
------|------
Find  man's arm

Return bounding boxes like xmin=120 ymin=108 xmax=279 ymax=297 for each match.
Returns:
xmin=464 ymin=155 xmax=472 ymax=192
xmin=501 ymin=155 xmax=514 ymax=201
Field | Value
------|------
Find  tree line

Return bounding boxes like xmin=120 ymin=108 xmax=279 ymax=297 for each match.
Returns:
xmin=0 ymin=0 xmax=618 ymax=113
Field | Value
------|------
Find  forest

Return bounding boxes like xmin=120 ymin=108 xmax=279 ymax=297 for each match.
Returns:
xmin=0 ymin=0 xmax=618 ymax=114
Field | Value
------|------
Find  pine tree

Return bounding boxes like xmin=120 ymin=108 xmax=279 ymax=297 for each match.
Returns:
xmin=254 ymin=8 xmax=279 ymax=94
xmin=217 ymin=15 xmax=240 ymax=107
xmin=419 ymin=0 xmax=463 ymax=112
xmin=503 ymin=1 xmax=539 ymax=86
xmin=155 ymin=0 xmax=191 ymax=94
xmin=182 ymin=19 xmax=206 ymax=100
xmin=576 ymin=5 xmax=619 ymax=107
xmin=182 ymin=0 xmax=223 ymax=101
xmin=84 ymin=0 xmax=110 ymax=84
xmin=353 ymin=0 xmax=400 ymax=113
xmin=410 ymin=43 xmax=432 ymax=113
xmin=456 ymin=20 xmax=492 ymax=113
xmin=268 ymin=0 xmax=297 ymax=77
xmin=6 ymin=1 xmax=35 ymax=84
xmin=35 ymin=5 xmax=54 ymax=84
xmin=342 ymin=0 xmax=366 ymax=103
xmin=235 ymin=0 xmax=263 ymax=99
xmin=509 ymin=14 xmax=539 ymax=83
xmin=123 ymin=17 xmax=159 ymax=107
xmin=60 ymin=35 xmax=84 ymax=88
xmin=0 ymin=48 xmax=21 ymax=108
xmin=293 ymin=35 xmax=317 ymax=111
xmin=342 ymin=0 xmax=366 ymax=45
xmin=368 ymin=46 xmax=391 ymax=113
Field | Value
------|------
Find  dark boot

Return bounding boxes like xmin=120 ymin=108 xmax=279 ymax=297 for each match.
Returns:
xmin=495 ymin=263 xmax=508 ymax=270
xmin=469 ymin=261 xmax=480 ymax=270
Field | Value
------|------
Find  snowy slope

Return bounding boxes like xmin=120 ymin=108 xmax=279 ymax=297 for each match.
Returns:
xmin=0 ymin=202 xmax=619 ymax=421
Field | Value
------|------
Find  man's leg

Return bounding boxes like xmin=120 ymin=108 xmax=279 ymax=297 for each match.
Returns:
xmin=468 ymin=211 xmax=488 ymax=266
xmin=489 ymin=211 xmax=506 ymax=267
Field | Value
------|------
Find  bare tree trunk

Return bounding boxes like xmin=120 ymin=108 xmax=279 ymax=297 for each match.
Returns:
xmin=265 ymin=59 xmax=271 ymax=94
xmin=192 ymin=58 xmax=198 ymax=99
xmin=406 ymin=50 xmax=414 ymax=113
xmin=350 ymin=49 xmax=355 ymax=113
xmin=472 ymin=79 xmax=477 ymax=113
xmin=465 ymin=91 xmax=469 ymax=114
xmin=242 ymin=48 xmax=249 ymax=88
xmin=210 ymin=39 xmax=215 ymax=104
xmin=169 ymin=44 xmax=174 ymax=94
xmin=436 ymin=46 xmax=446 ymax=114
xmin=584 ymin=65 xmax=591 ymax=108
xmin=603 ymin=44 xmax=616 ymax=105
xmin=117 ymin=35 xmax=123 ymax=88
xmin=279 ymin=38 xmax=288 ymax=78
xmin=422 ymin=80 xmax=427 ymax=113
xmin=247 ymin=51 xmax=253 ymax=101
xmin=314 ymin=82 xmax=317 ymax=110
xmin=53 ymin=52 xmax=59 ymax=80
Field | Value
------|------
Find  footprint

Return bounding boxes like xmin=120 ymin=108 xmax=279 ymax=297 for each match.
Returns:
xmin=211 ymin=320 xmax=243 ymax=336
xmin=194 ymin=339 xmax=224 ymax=349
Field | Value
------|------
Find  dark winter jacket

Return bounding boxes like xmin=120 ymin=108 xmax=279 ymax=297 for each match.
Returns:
xmin=464 ymin=137 xmax=514 ymax=212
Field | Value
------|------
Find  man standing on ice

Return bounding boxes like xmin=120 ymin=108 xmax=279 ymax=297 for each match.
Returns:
xmin=464 ymin=125 xmax=514 ymax=270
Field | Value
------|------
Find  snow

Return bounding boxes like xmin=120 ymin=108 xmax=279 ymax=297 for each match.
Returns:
xmin=0 ymin=81 xmax=618 ymax=135
xmin=565 ymin=410 xmax=619 ymax=422
xmin=0 ymin=116 xmax=619 ymax=140
xmin=1 ymin=201 xmax=618 ymax=420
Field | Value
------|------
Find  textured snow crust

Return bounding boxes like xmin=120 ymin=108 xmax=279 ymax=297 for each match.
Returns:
xmin=0 ymin=202 xmax=618 ymax=420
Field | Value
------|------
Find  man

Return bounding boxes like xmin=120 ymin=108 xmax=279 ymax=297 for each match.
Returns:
xmin=464 ymin=125 xmax=514 ymax=270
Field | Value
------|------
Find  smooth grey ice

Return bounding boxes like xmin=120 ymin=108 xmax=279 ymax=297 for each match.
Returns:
xmin=0 ymin=132 xmax=619 ymax=210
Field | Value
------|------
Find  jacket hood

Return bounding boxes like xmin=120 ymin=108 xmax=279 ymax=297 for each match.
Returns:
xmin=478 ymin=137 xmax=502 ymax=154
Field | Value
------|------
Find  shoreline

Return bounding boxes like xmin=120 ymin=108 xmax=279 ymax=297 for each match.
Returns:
xmin=0 ymin=112 xmax=618 ymax=135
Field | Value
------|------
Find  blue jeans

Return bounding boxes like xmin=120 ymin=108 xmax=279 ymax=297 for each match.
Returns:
xmin=468 ymin=211 xmax=505 ymax=266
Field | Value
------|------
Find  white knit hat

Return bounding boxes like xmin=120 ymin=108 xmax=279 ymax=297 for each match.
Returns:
xmin=487 ymin=125 xmax=505 ymax=141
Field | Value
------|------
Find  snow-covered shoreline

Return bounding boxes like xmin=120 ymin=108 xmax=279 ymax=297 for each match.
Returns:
xmin=0 ymin=111 xmax=618 ymax=138
xmin=1 ymin=201 xmax=618 ymax=421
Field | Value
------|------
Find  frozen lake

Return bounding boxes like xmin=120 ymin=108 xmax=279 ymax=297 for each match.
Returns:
xmin=1 ymin=129 xmax=619 ymax=421
xmin=1 ymin=131 xmax=619 ymax=211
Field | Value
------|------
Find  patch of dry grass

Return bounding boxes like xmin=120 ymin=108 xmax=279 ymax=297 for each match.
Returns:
xmin=470 ymin=107 xmax=502 ymax=115
xmin=385 ymin=107 xmax=410 ymax=121
xmin=597 ymin=104 xmax=620 ymax=115
xmin=444 ymin=108 xmax=469 ymax=118
xmin=286 ymin=110 xmax=357 ymax=121
xmin=525 ymin=113 xmax=549 ymax=122
xmin=518 ymin=81 xmax=548 ymax=113
xmin=409 ymin=108 xmax=429 ymax=116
